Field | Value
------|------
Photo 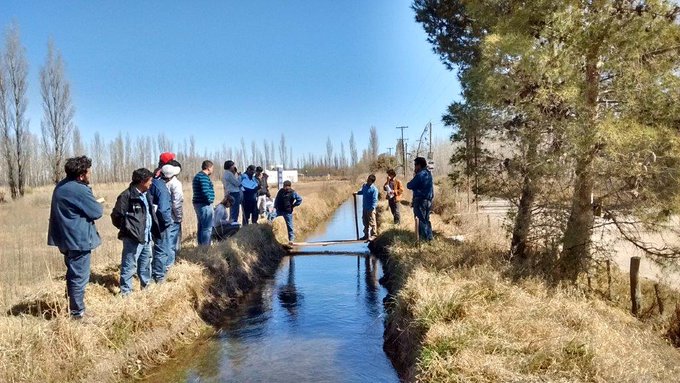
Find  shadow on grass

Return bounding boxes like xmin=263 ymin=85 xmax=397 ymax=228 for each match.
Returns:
xmin=7 ymin=298 xmax=64 ymax=319
xmin=90 ymin=264 xmax=120 ymax=294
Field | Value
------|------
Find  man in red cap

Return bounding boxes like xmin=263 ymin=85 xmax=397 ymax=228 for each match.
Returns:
xmin=148 ymin=153 xmax=174 ymax=283
xmin=157 ymin=152 xmax=175 ymax=176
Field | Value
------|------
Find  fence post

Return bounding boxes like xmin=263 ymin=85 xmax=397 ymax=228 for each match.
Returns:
xmin=630 ymin=256 xmax=641 ymax=316
xmin=353 ymin=194 xmax=359 ymax=240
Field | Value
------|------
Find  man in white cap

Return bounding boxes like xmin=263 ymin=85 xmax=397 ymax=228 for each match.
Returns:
xmin=160 ymin=159 xmax=183 ymax=268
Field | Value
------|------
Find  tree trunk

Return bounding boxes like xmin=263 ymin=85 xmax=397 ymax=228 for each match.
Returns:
xmin=511 ymin=134 xmax=538 ymax=260
xmin=511 ymin=172 xmax=536 ymax=260
xmin=559 ymin=41 xmax=601 ymax=282
xmin=560 ymin=155 xmax=595 ymax=281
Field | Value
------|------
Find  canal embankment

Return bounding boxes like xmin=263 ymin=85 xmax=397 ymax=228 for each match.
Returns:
xmin=371 ymin=183 xmax=680 ymax=382
xmin=0 ymin=180 xmax=354 ymax=383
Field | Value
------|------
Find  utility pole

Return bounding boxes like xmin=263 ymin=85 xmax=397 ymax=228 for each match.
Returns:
xmin=396 ymin=126 xmax=408 ymax=177
xmin=387 ymin=147 xmax=393 ymax=156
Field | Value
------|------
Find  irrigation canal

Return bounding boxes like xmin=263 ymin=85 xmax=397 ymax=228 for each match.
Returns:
xmin=142 ymin=200 xmax=399 ymax=383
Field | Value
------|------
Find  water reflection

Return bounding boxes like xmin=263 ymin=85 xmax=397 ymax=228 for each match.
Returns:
xmin=278 ymin=256 xmax=302 ymax=320
xmin=364 ymin=256 xmax=380 ymax=317
xmin=140 ymin=200 xmax=398 ymax=383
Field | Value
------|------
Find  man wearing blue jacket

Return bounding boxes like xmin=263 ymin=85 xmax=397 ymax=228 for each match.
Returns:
xmin=149 ymin=153 xmax=174 ymax=283
xmin=355 ymin=174 xmax=379 ymax=240
xmin=407 ymin=157 xmax=434 ymax=241
xmin=48 ymin=156 xmax=103 ymax=319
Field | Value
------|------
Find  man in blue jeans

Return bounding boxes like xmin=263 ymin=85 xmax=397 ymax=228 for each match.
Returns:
xmin=354 ymin=174 xmax=379 ymax=240
xmin=192 ymin=160 xmax=215 ymax=246
xmin=161 ymin=160 xmax=183 ymax=269
xmin=111 ymin=168 xmax=160 ymax=295
xmin=150 ymin=153 xmax=174 ymax=283
xmin=274 ymin=180 xmax=303 ymax=243
xmin=48 ymin=156 xmax=103 ymax=319
xmin=222 ymin=160 xmax=242 ymax=223
xmin=407 ymin=157 xmax=434 ymax=241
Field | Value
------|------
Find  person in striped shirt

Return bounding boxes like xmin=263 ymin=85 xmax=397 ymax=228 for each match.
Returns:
xmin=192 ymin=160 xmax=215 ymax=246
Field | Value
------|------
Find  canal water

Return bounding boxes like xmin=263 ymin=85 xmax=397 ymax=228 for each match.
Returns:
xmin=142 ymin=200 xmax=399 ymax=383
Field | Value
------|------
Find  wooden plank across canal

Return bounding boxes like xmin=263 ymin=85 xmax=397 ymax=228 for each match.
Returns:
xmin=286 ymin=239 xmax=370 ymax=256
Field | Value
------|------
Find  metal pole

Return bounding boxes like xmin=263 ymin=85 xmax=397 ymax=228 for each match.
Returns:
xmin=396 ymin=126 xmax=408 ymax=177
xmin=353 ymin=193 xmax=360 ymax=240
xmin=405 ymin=141 xmax=409 ymax=176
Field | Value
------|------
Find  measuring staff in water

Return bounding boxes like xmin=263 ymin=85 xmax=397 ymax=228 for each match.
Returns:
xmin=354 ymin=174 xmax=379 ymax=241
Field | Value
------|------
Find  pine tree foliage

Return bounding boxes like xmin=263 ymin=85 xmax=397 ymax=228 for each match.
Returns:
xmin=415 ymin=0 xmax=680 ymax=281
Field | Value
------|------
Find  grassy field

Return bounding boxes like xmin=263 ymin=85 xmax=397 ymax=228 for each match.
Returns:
xmin=372 ymin=181 xmax=680 ymax=382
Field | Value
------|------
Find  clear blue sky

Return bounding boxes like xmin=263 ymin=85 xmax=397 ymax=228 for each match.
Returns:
xmin=2 ymin=1 xmax=460 ymax=160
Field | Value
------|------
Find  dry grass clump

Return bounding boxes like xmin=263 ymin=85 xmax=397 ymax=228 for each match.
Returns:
xmin=182 ymin=224 xmax=286 ymax=323
xmin=0 ymin=261 xmax=209 ymax=383
xmin=399 ymin=265 xmax=680 ymax=382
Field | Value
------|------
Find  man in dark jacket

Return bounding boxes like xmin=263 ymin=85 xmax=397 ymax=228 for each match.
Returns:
xmin=111 ymin=168 xmax=160 ymax=295
xmin=150 ymin=153 xmax=174 ymax=283
xmin=255 ymin=166 xmax=269 ymax=216
xmin=48 ymin=156 xmax=103 ymax=319
xmin=274 ymin=180 xmax=303 ymax=243
xmin=241 ymin=165 xmax=261 ymax=225
xmin=406 ymin=157 xmax=434 ymax=241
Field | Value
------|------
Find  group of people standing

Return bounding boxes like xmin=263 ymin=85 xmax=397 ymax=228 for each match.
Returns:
xmin=193 ymin=160 xmax=303 ymax=246
xmin=46 ymin=152 xmax=430 ymax=321
xmin=47 ymin=152 xmax=306 ymax=320
xmin=47 ymin=153 xmax=184 ymax=318
xmin=354 ymin=157 xmax=434 ymax=242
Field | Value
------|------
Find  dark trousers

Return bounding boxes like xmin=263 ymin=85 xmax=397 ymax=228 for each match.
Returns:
xmin=413 ymin=198 xmax=433 ymax=241
xmin=62 ymin=250 xmax=91 ymax=317
xmin=388 ymin=198 xmax=401 ymax=224
xmin=242 ymin=196 xmax=258 ymax=225
xmin=229 ymin=191 xmax=242 ymax=222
